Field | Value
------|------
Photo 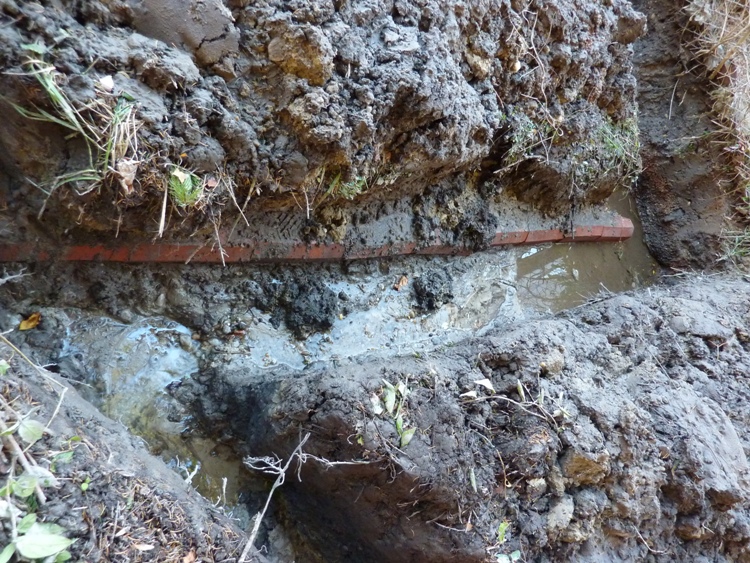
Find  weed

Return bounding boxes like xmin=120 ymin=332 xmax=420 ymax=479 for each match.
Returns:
xmin=593 ymin=118 xmax=641 ymax=182
xmin=496 ymin=111 xmax=557 ymax=173
xmin=370 ymin=378 xmax=417 ymax=448
xmin=168 ymin=166 xmax=203 ymax=207
xmin=683 ymin=0 xmax=750 ymax=246
xmin=292 ymin=166 xmax=373 ymax=220
xmin=720 ymin=227 xmax=750 ymax=262
xmin=0 ymin=354 xmax=73 ymax=563
xmin=338 ymin=176 xmax=368 ymax=200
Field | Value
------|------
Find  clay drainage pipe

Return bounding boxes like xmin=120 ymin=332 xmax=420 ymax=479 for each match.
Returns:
xmin=0 ymin=218 xmax=633 ymax=264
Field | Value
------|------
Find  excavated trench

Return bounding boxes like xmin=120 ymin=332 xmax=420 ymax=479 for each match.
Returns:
xmin=2 ymin=0 xmax=748 ymax=561
xmin=21 ymin=189 xmax=656 ymax=544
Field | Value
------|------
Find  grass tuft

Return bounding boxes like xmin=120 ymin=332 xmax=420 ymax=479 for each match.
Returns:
xmin=683 ymin=0 xmax=750 ymax=258
xmin=5 ymin=59 xmax=140 ymax=215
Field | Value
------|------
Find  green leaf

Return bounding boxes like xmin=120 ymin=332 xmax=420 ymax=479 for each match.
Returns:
xmin=80 ymin=476 xmax=91 ymax=492
xmin=15 ymin=523 xmax=73 ymax=559
xmin=51 ymin=450 xmax=75 ymax=472
xmin=400 ymin=427 xmax=416 ymax=448
xmin=0 ymin=359 xmax=9 ymax=376
xmin=22 ymin=43 xmax=48 ymax=55
xmin=382 ymin=385 xmax=396 ymax=415
xmin=0 ymin=544 xmax=15 ymax=563
xmin=13 ymin=475 xmax=38 ymax=498
xmin=18 ymin=512 xmax=37 ymax=534
xmin=56 ymin=550 xmax=72 ymax=562
xmin=497 ymin=520 xmax=510 ymax=544
xmin=395 ymin=415 xmax=404 ymax=435
xmin=18 ymin=418 xmax=46 ymax=445
xmin=35 ymin=522 xmax=66 ymax=536
xmin=396 ymin=381 xmax=408 ymax=398
xmin=0 ymin=420 xmax=20 ymax=436
xmin=24 ymin=466 xmax=59 ymax=488
xmin=510 ymin=550 xmax=522 ymax=562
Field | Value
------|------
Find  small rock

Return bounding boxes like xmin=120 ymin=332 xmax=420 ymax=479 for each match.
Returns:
xmin=547 ymin=495 xmax=575 ymax=538
xmin=560 ymin=449 xmax=610 ymax=486
xmin=670 ymin=315 xmax=691 ymax=334
xmin=526 ymin=477 xmax=547 ymax=501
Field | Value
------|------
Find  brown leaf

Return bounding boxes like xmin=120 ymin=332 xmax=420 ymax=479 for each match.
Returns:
xmin=393 ymin=275 xmax=408 ymax=291
xmin=19 ymin=312 xmax=41 ymax=331
xmin=205 ymin=177 xmax=219 ymax=189
xmin=182 ymin=549 xmax=197 ymax=563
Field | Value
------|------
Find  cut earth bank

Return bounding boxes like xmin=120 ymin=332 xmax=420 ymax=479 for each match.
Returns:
xmin=1 ymin=0 xmax=750 ymax=562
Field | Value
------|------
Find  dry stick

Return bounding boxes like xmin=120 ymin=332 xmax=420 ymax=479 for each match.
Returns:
xmin=225 ymin=175 xmax=250 ymax=228
xmin=5 ymin=462 xmax=18 ymax=540
xmin=158 ymin=178 xmax=169 ymax=238
xmin=0 ymin=417 xmax=47 ymax=505
xmin=45 ymin=386 xmax=67 ymax=433
xmin=0 ymin=269 xmax=27 ymax=286
xmin=212 ymin=216 xmax=227 ymax=268
xmin=238 ymin=433 xmax=312 ymax=562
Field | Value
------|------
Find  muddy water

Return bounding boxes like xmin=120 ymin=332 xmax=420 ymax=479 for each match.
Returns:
xmin=60 ymin=315 xmax=253 ymax=510
xmin=517 ymin=191 xmax=658 ymax=311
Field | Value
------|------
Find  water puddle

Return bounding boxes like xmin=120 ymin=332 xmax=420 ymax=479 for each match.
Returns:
xmin=59 ymin=315 xmax=253 ymax=509
xmin=516 ymin=191 xmax=658 ymax=312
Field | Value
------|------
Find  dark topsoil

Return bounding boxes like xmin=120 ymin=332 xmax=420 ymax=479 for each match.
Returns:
xmin=0 ymin=0 xmax=645 ymax=249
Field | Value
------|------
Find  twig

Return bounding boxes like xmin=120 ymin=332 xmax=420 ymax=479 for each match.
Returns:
xmin=0 ymin=268 xmax=28 ymax=286
xmin=45 ymin=386 xmax=67 ymax=432
xmin=212 ymin=215 xmax=227 ymax=268
xmin=632 ymin=524 xmax=669 ymax=554
xmin=5 ymin=462 xmax=18 ymax=540
xmin=108 ymin=502 xmax=121 ymax=557
xmin=668 ymin=79 xmax=679 ymax=120
xmin=158 ymin=178 xmax=168 ymax=238
xmin=239 ymin=434 xmax=311 ymax=562
xmin=228 ymin=179 xmax=255 ymax=240
xmin=239 ymin=432 xmax=369 ymax=561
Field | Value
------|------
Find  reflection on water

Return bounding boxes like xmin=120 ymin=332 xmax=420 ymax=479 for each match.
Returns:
xmin=516 ymin=191 xmax=659 ymax=312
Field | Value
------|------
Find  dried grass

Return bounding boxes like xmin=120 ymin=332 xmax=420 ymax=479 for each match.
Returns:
xmin=684 ymin=0 xmax=750 ymax=204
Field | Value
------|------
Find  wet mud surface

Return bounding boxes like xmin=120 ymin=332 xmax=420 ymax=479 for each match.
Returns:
xmin=631 ymin=0 xmax=732 ymax=269
xmin=174 ymin=274 xmax=750 ymax=562
xmin=517 ymin=191 xmax=658 ymax=312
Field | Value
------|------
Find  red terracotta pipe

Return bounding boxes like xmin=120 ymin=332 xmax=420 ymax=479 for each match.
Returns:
xmin=0 ymin=218 xmax=634 ymax=263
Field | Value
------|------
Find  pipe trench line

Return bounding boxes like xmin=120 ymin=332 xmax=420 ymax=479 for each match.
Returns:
xmin=0 ymin=218 xmax=634 ymax=264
